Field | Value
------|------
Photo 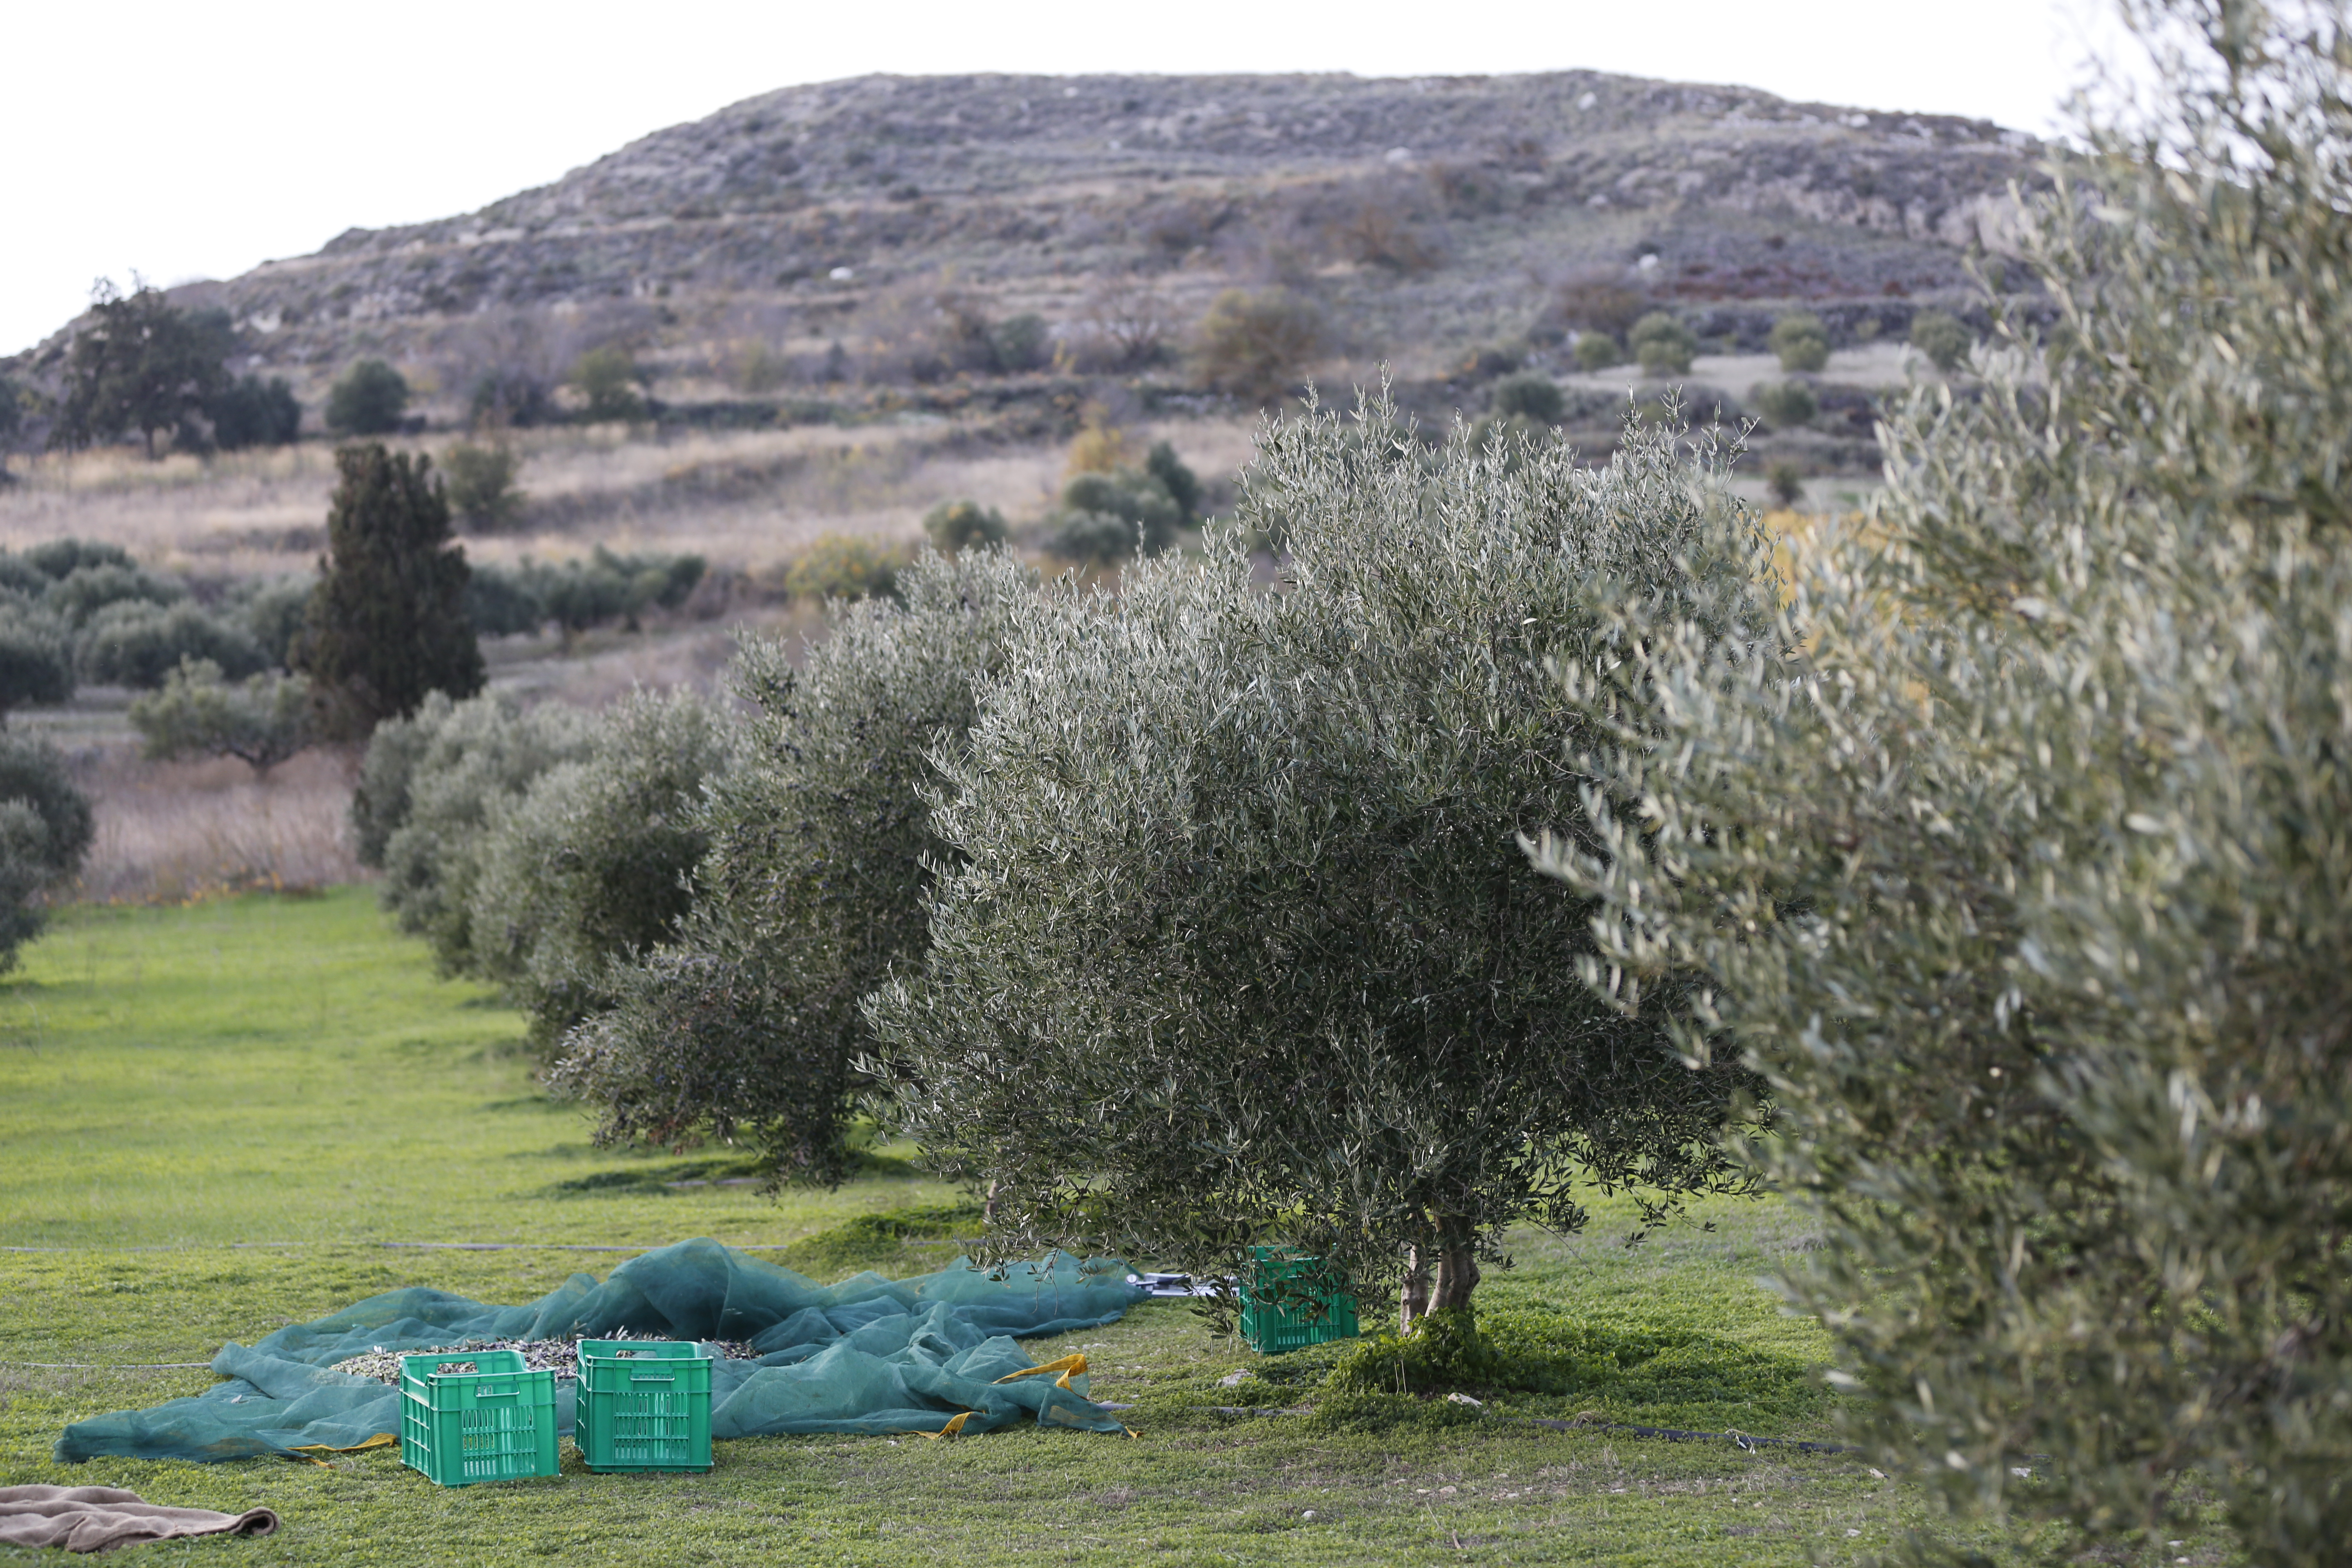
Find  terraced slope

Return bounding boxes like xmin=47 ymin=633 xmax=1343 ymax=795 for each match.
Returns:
xmin=18 ymin=70 xmax=2037 ymax=395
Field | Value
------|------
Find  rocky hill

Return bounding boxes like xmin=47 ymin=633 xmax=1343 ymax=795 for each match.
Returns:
xmin=16 ymin=70 xmax=2042 ymax=415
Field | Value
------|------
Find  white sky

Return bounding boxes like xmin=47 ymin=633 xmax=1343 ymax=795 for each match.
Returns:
xmin=4 ymin=0 xmax=2136 ymax=357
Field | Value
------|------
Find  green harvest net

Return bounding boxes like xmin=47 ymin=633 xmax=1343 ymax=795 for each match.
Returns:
xmin=56 ymin=1239 xmax=1145 ymax=1464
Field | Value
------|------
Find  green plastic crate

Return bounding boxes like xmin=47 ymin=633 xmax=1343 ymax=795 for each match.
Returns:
xmin=398 ymin=1350 xmax=558 ymax=1487
xmin=1239 ymin=1247 xmax=1359 ymax=1355
xmin=574 ymin=1339 xmax=714 ymax=1472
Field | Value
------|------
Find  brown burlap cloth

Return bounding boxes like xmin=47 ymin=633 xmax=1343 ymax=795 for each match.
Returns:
xmin=0 ymin=1486 xmax=278 ymax=1553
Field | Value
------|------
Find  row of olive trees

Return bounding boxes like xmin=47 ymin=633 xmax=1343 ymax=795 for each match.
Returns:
xmin=351 ymin=684 xmax=731 ymax=1045
xmin=0 ymin=540 xmax=313 ymax=711
xmin=522 ymin=402 xmax=1769 ymax=1318
xmin=382 ymin=9 xmax=2348 ymax=1559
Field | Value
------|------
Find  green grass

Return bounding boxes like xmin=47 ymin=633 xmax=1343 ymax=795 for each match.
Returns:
xmin=0 ymin=891 xmax=2233 ymax=1564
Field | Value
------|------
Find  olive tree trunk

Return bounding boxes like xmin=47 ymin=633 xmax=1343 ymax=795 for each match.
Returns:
xmin=1399 ymin=1216 xmax=1482 ymax=1333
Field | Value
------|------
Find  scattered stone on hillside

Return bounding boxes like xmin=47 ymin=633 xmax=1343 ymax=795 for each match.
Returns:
xmin=7 ymin=69 xmax=2041 ymax=411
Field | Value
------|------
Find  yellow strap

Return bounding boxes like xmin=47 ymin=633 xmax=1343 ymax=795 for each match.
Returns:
xmin=993 ymin=1353 xmax=1087 ymax=1387
xmin=285 ymin=1432 xmax=399 ymax=1465
xmin=918 ymin=1412 xmax=972 ymax=1440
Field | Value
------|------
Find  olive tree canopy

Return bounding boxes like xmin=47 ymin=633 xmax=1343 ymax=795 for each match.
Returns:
xmin=1535 ymin=2 xmax=2352 ymax=1559
xmin=864 ymin=398 xmax=1771 ymax=1324
xmin=550 ymin=548 xmax=1033 ymax=1186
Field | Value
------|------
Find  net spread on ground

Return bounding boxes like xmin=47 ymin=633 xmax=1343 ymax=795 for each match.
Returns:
xmin=55 ymin=1239 xmax=1142 ymax=1464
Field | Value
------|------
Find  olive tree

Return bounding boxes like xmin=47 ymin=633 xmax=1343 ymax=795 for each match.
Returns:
xmin=862 ymin=397 xmax=1766 ymax=1325
xmin=0 ymin=731 xmax=94 ymax=967
xmin=366 ymin=690 xmax=595 ymax=974
xmin=1533 ymin=4 xmax=2352 ymax=1560
xmin=128 ymin=657 xmax=310 ymax=775
xmin=0 ymin=604 xmax=75 ymax=717
xmin=464 ymin=688 xmax=733 ymax=1045
xmin=549 ymin=547 xmax=1033 ymax=1184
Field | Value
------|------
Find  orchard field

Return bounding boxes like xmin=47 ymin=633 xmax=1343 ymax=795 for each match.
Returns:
xmin=0 ymin=890 xmax=2151 ymax=1566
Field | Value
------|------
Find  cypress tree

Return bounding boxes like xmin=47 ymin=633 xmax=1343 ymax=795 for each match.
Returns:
xmin=296 ymin=443 xmax=484 ymax=739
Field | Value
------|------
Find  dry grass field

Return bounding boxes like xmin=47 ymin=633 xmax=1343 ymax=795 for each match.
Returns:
xmin=0 ymin=403 xmax=1258 ymax=909
xmin=0 ymin=395 xmax=1858 ymax=910
xmin=29 ymin=740 xmax=364 ymax=906
xmin=0 ymin=416 xmax=1263 ymax=583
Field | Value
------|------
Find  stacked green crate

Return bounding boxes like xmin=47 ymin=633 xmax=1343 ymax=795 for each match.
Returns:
xmin=1238 ymin=1247 xmax=1359 ymax=1354
xmin=398 ymin=1350 xmax=558 ymax=1487
xmin=574 ymin=1339 xmax=714 ymax=1472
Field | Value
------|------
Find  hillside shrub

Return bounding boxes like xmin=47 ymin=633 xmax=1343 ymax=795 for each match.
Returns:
xmin=783 ymin=534 xmax=905 ymax=602
xmin=0 ymin=606 xmax=75 ymax=715
xmin=234 ymin=576 xmax=315 ymax=669
xmin=1074 ymin=276 xmax=1174 ymax=371
xmin=862 ymin=396 xmax=1766 ymax=1322
xmin=76 ymin=600 xmax=266 ymax=688
xmin=465 ymin=689 xmax=732 ymax=1045
xmin=129 ymin=657 xmax=311 ymax=775
xmin=0 ymin=373 xmax=24 ymax=474
xmin=441 ymin=441 xmax=524 ymax=530
xmin=459 ymin=549 xmax=702 ymax=641
xmin=0 ymin=731 xmax=94 ymax=969
xmin=1192 ymin=287 xmax=1325 ymax=402
xmin=1573 ymin=332 xmax=1623 ymax=372
xmin=1488 ymin=372 xmax=1565 ymax=423
xmin=468 ymin=370 xmax=554 ymax=429
xmin=1767 ymin=311 xmax=1831 ymax=373
xmin=368 ymin=690 xmax=595 ymax=973
xmin=990 ymin=313 xmax=1051 ymax=373
xmin=324 ymin=360 xmax=410 ymax=437
xmin=1043 ymin=442 xmax=1202 ymax=565
xmin=463 ymin=565 xmax=546 ymax=638
xmin=725 ymin=340 xmax=790 ymax=394
xmin=1628 ymin=312 xmax=1697 ymax=376
xmin=1749 ymin=379 xmax=1817 ymax=428
xmin=1550 ymin=274 xmax=1648 ymax=337
xmin=568 ymin=346 xmax=645 ymax=422
xmin=531 ymin=547 xmax=703 ymax=636
xmin=1908 ymin=308 xmax=1971 ymax=372
xmin=1764 ymin=459 xmax=1804 ymax=507
xmin=44 ymin=563 xmax=183 ymax=628
xmin=1535 ymin=7 xmax=2352 ymax=1559
xmin=550 ymin=548 xmax=1033 ymax=1182
xmin=1145 ymin=440 xmax=1204 ymax=517
xmin=1049 ymin=474 xmax=1182 ymax=563
xmin=294 ymin=443 xmax=484 ymax=739
xmin=922 ymin=499 xmax=1009 ymax=555
xmin=1331 ymin=194 xmax=1442 ymax=274
xmin=852 ymin=284 xmax=1010 ymax=384
xmin=1063 ymin=415 xmax=1127 ymax=477
xmin=21 ymin=540 xmax=134 ymax=582
xmin=207 ymin=375 xmax=301 ymax=450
